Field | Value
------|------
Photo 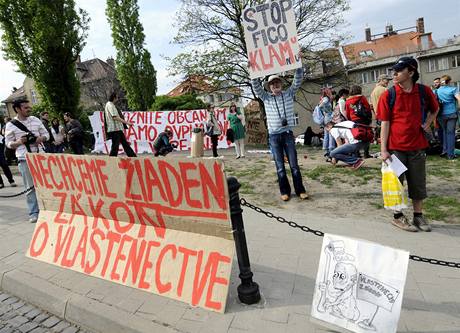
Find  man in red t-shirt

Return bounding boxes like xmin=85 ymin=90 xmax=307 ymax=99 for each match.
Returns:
xmin=377 ymin=57 xmax=439 ymax=232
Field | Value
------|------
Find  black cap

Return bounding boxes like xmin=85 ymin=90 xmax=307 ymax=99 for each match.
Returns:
xmin=392 ymin=57 xmax=418 ymax=71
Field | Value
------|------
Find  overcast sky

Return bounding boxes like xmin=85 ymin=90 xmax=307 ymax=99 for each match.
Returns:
xmin=1 ymin=0 xmax=459 ymax=102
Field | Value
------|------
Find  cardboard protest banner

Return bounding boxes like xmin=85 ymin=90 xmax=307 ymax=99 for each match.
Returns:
xmin=311 ymin=234 xmax=409 ymax=333
xmin=89 ymin=109 xmax=231 ymax=155
xmin=26 ymin=154 xmax=234 ymax=313
xmin=245 ymin=119 xmax=268 ymax=145
xmin=242 ymin=0 xmax=302 ymax=79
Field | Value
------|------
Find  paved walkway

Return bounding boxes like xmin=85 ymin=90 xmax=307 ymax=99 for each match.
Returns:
xmin=1 ymin=174 xmax=460 ymax=333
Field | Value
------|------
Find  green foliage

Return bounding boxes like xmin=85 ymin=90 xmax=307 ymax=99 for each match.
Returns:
xmin=0 ymin=0 xmax=89 ymax=117
xmin=106 ymin=0 xmax=157 ymax=111
xmin=150 ymin=94 xmax=206 ymax=111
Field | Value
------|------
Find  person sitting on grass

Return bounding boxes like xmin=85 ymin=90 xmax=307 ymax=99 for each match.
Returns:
xmin=325 ymin=121 xmax=366 ymax=169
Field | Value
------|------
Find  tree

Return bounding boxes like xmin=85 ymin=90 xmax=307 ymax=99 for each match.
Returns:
xmin=151 ymin=94 xmax=206 ymax=111
xmin=106 ymin=0 xmax=157 ymax=111
xmin=0 ymin=0 xmax=89 ymax=117
xmin=169 ymin=0 xmax=350 ymax=115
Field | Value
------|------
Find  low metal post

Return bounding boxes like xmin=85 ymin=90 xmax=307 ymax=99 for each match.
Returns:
xmin=227 ymin=176 xmax=261 ymax=305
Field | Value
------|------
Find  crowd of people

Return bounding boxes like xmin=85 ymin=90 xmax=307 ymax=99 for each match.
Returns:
xmin=1 ymin=56 xmax=458 ymax=234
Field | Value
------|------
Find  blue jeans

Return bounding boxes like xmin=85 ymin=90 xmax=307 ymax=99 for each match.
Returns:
xmin=269 ymin=131 xmax=306 ymax=196
xmin=440 ymin=114 xmax=458 ymax=159
xmin=18 ymin=160 xmax=39 ymax=219
xmin=330 ymin=142 xmax=366 ymax=165
xmin=322 ymin=130 xmax=337 ymax=156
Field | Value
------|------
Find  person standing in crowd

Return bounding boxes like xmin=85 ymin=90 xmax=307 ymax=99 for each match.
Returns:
xmin=0 ymin=117 xmax=16 ymax=189
xmin=332 ymin=88 xmax=349 ymax=124
xmin=325 ymin=120 xmax=366 ymax=169
xmin=206 ymin=105 xmax=222 ymax=158
xmin=318 ymin=88 xmax=336 ymax=161
xmin=251 ymin=66 xmax=309 ymax=201
xmin=63 ymin=112 xmax=84 ymax=155
xmin=432 ymin=77 xmax=443 ymax=147
xmin=377 ymin=57 xmax=439 ymax=232
xmin=104 ymin=92 xmax=136 ymax=157
xmin=436 ymin=75 xmax=460 ymax=160
xmin=370 ymin=74 xmax=391 ymax=115
xmin=153 ymin=129 xmax=176 ymax=157
xmin=40 ymin=111 xmax=54 ymax=153
xmin=228 ymin=103 xmax=246 ymax=159
xmin=432 ymin=78 xmax=441 ymax=91
xmin=50 ymin=118 xmax=65 ymax=153
xmin=5 ymin=99 xmax=49 ymax=223
xmin=345 ymin=85 xmax=373 ymax=158
xmin=370 ymin=75 xmax=391 ymax=145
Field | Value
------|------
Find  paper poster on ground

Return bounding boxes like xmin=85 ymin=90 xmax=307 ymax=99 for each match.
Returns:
xmin=311 ymin=234 xmax=409 ymax=333
xmin=242 ymin=0 xmax=302 ymax=79
xmin=89 ymin=109 xmax=231 ymax=155
xmin=26 ymin=154 xmax=234 ymax=313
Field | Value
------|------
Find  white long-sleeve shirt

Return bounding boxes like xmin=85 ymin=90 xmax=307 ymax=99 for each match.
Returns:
xmin=5 ymin=116 xmax=49 ymax=160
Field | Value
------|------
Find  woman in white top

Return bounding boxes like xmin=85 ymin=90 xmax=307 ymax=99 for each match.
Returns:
xmin=51 ymin=118 xmax=65 ymax=153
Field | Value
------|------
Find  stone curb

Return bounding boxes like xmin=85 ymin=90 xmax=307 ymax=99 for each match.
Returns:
xmin=0 ymin=268 xmax=180 ymax=333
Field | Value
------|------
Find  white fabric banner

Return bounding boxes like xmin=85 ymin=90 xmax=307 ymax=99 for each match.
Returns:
xmin=89 ymin=109 xmax=231 ymax=155
xmin=242 ymin=0 xmax=302 ymax=79
xmin=311 ymin=234 xmax=409 ymax=333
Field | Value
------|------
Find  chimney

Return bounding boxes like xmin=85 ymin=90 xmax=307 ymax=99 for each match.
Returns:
xmin=365 ymin=28 xmax=371 ymax=42
xmin=106 ymin=57 xmax=115 ymax=67
xmin=385 ymin=24 xmax=394 ymax=35
xmin=416 ymin=17 xmax=425 ymax=34
xmin=76 ymin=55 xmax=81 ymax=64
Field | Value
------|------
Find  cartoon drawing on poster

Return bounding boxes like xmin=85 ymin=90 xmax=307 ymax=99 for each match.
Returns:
xmin=242 ymin=0 xmax=302 ymax=79
xmin=311 ymin=234 xmax=409 ymax=333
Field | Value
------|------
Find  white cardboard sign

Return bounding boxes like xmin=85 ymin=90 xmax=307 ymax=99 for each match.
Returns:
xmin=242 ymin=0 xmax=302 ymax=79
xmin=311 ymin=234 xmax=409 ymax=333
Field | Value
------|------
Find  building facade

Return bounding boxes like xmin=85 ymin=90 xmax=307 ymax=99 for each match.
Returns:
xmin=1 ymin=57 xmax=124 ymax=118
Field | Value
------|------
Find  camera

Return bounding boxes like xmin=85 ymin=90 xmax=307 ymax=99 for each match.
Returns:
xmin=281 ymin=118 xmax=288 ymax=127
xmin=23 ymin=132 xmax=37 ymax=144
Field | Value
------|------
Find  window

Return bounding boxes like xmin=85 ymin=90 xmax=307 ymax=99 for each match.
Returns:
xmin=360 ymin=72 xmax=369 ymax=84
xmin=371 ymin=69 xmax=380 ymax=82
xmin=428 ymin=59 xmax=437 ymax=72
xmin=456 ymin=81 xmax=460 ymax=91
xmin=359 ymin=50 xmax=374 ymax=58
xmin=208 ymin=95 xmax=215 ymax=103
xmin=31 ymin=90 xmax=38 ymax=105
xmin=386 ymin=67 xmax=393 ymax=76
xmin=294 ymin=113 xmax=299 ymax=126
xmin=451 ymin=55 xmax=460 ymax=68
xmin=438 ymin=57 xmax=449 ymax=71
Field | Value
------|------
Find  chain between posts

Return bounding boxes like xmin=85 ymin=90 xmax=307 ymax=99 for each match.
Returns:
xmin=240 ymin=198 xmax=460 ymax=269
xmin=0 ymin=186 xmax=34 ymax=198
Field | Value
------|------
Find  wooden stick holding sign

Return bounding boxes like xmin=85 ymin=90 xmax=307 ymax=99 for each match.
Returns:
xmin=242 ymin=0 xmax=302 ymax=79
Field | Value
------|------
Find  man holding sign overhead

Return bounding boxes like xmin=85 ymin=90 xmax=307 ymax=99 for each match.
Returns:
xmin=245 ymin=0 xmax=307 ymax=201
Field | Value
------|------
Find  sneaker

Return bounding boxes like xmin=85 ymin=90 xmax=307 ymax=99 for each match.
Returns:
xmin=391 ymin=215 xmax=418 ymax=232
xmin=299 ymin=193 xmax=309 ymax=200
xmin=29 ymin=216 xmax=38 ymax=224
xmin=280 ymin=194 xmax=290 ymax=201
xmin=440 ymin=152 xmax=447 ymax=158
xmin=10 ymin=182 xmax=17 ymax=187
xmin=352 ymin=159 xmax=365 ymax=169
xmin=236 ymin=156 xmax=241 ymax=159
xmin=412 ymin=215 xmax=432 ymax=232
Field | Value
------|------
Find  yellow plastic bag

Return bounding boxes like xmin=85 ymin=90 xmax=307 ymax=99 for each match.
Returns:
xmin=381 ymin=163 xmax=408 ymax=210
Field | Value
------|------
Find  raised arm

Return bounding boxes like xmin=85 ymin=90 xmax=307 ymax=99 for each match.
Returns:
xmin=251 ymin=77 xmax=270 ymax=101
xmin=286 ymin=67 xmax=304 ymax=97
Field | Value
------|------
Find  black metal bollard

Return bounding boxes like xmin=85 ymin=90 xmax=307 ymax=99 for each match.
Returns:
xmin=227 ymin=176 xmax=261 ymax=305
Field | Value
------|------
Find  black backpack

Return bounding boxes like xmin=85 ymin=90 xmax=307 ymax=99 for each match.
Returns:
xmin=352 ymin=97 xmax=372 ymax=125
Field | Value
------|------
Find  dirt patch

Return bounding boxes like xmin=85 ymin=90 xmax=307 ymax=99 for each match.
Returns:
xmin=219 ymin=145 xmax=460 ymax=225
